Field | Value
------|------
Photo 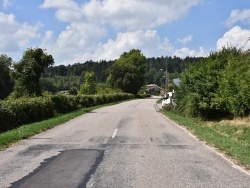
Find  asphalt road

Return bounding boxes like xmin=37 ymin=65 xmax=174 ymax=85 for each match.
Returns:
xmin=1 ymin=98 xmax=250 ymax=188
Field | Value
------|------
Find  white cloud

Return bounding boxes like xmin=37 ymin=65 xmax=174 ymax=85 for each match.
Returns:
xmin=43 ymin=29 xmax=173 ymax=65
xmin=86 ymin=30 xmax=168 ymax=61
xmin=177 ymin=35 xmax=193 ymax=45
xmin=2 ymin=0 xmax=13 ymax=9
xmin=40 ymin=0 xmax=78 ymax=9
xmin=173 ymin=47 xmax=208 ymax=58
xmin=41 ymin=0 xmax=199 ymax=30
xmin=0 ymin=12 xmax=41 ymax=54
xmin=0 ymin=0 xmax=202 ymax=64
xmin=40 ymin=0 xmax=83 ymax=22
xmin=40 ymin=22 xmax=106 ymax=64
xmin=159 ymin=38 xmax=174 ymax=52
xmin=38 ymin=0 xmax=199 ymax=64
xmin=217 ymin=26 xmax=250 ymax=51
xmin=84 ymin=0 xmax=199 ymax=30
xmin=225 ymin=9 xmax=250 ymax=27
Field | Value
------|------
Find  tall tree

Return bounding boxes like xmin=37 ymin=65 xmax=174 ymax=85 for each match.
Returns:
xmin=11 ymin=48 xmax=54 ymax=97
xmin=107 ymin=49 xmax=146 ymax=95
xmin=0 ymin=54 xmax=14 ymax=99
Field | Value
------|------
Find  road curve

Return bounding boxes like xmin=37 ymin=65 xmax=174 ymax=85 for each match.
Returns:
xmin=0 ymin=98 xmax=250 ymax=188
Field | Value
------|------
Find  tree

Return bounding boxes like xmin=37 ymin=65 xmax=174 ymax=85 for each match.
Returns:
xmin=215 ymin=52 xmax=250 ymax=117
xmin=176 ymin=47 xmax=243 ymax=119
xmin=40 ymin=78 xmax=58 ymax=93
xmin=0 ymin=54 xmax=14 ymax=99
xmin=11 ymin=48 xmax=54 ymax=97
xmin=107 ymin=49 xmax=146 ymax=95
xmin=79 ymin=71 xmax=97 ymax=95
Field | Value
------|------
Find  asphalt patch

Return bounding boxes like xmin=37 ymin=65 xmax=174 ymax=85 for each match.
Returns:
xmin=11 ymin=149 xmax=104 ymax=188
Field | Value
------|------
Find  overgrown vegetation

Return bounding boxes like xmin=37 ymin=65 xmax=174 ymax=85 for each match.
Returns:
xmin=176 ymin=47 xmax=250 ymax=119
xmin=79 ymin=71 xmax=97 ymax=95
xmin=0 ymin=93 xmax=134 ymax=133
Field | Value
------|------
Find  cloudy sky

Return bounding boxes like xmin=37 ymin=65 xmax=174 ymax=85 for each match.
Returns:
xmin=1 ymin=0 xmax=250 ymax=65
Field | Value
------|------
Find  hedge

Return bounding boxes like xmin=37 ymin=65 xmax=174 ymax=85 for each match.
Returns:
xmin=0 ymin=93 xmax=134 ymax=133
xmin=0 ymin=97 xmax=54 ymax=132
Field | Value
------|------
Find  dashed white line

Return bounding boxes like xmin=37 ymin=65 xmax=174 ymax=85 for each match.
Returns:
xmin=112 ymin=129 xmax=118 ymax=138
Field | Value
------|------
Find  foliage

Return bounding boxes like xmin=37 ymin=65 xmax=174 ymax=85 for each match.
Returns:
xmin=40 ymin=77 xmax=58 ymax=93
xmin=107 ymin=49 xmax=147 ymax=95
xmin=11 ymin=48 xmax=54 ymax=98
xmin=96 ymin=83 xmax=122 ymax=94
xmin=40 ymin=75 xmax=83 ymax=93
xmin=1 ymin=48 xmax=204 ymax=99
xmin=215 ymin=54 xmax=250 ymax=116
xmin=42 ymin=60 xmax=114 ymax=83
xmin=176 ymin=47 xmax=250 ymax=119
xmin=0 ymin=93 xmax=134 ymax=133
xmin=39 ymin=55 xmax=202 ymax=93
xmin=69 ymin=87 xmax=78 ymax=95
xmin=79 ymin=71 xmax=97 ymax=95
xmin=0 ymin=97 xmax=54 ymax=132
xmin=0 ymin=54 xmax=14 ymax=99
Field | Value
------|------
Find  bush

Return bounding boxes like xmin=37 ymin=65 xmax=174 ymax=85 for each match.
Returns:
xmin=0 ymin=93 xmax=134 ymax=133
xmin=0 ymin=101 xmax=16 ymax=132
xmin=50 ymin=94 xmax=78 ymax=114
xmin=0 ymin=97 xmax=54 ymax=132
xmin=176 ymin=47 xmax=248 ymax=119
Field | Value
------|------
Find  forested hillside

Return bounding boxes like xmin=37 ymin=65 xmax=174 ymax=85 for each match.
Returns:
xmin=0 ymin=50 xmax=203 ymax=100
xmin=41 ymin=56 xmax=203 ymax=93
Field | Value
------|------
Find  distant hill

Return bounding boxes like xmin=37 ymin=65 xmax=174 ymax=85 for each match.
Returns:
xmin=41 ymin=56 xmax=204 ymax=92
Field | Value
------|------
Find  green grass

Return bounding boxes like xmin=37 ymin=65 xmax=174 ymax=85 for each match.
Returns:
xmin=156 ymin=98 xmax=162 ymax=104
xmin=162 ymin=109 xmax=250 ymax=169
xmin=0 ymin=101 xmax=126 ymax=150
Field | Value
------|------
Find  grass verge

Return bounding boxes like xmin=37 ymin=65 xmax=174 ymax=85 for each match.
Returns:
xmin=162 ymin=109 xmax=250 ymax=170
xmin=0 ymin=101 xmax=126 ymax=150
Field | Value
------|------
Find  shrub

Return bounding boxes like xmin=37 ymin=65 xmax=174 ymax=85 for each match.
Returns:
xmin=0 ymin=97 xmax=54 ymax=132
xmin=50 ymin=94 xmax=78 ymax=114
xmin=0 ymin=93 xmax=134 ymax=133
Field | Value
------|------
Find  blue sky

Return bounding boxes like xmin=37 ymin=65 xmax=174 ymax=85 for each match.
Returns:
xmin=1 ymin=0 xmax=250 ymax=65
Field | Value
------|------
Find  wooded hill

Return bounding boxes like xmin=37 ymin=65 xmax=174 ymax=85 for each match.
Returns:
xmin=40 ymin=56 xmax=203 ymax=93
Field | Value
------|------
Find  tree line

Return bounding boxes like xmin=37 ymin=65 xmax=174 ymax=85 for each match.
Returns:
xmin=0 ymin=48 xmax=202 ymax=99
xmin=1 ymin=46 xmax=249 ymax=119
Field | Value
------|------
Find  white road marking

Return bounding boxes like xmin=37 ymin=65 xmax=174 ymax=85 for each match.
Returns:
xmin=112 ymin=129 xmax=118 ymax=138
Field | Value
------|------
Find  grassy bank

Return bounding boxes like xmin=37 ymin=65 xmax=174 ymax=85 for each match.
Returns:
xmin=162 ymin=109 xmax=250 ymax=169
xmin=0 ymin=101 xmax=126 ymax=150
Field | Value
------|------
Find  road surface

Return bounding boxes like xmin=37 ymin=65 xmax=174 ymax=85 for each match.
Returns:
xmin=0 ymin=98 xmax=250 ymax=188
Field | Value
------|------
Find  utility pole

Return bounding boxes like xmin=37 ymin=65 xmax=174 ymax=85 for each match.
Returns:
xmin=165 ymin=59 xmax=168 ymax=98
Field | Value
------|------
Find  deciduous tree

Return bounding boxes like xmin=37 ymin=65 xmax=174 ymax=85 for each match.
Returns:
xmin=176 ymin=47 xmax=243 ymax=119
xmin=11 ymin=48 xmax=54 ymax=97
xmin=79 ymin=71 xmax=97 ymax=95
xmin=0 ymin=54 xmax=14 ymax=99
xmin=107 ymin=49 xmax=146 ymax=95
